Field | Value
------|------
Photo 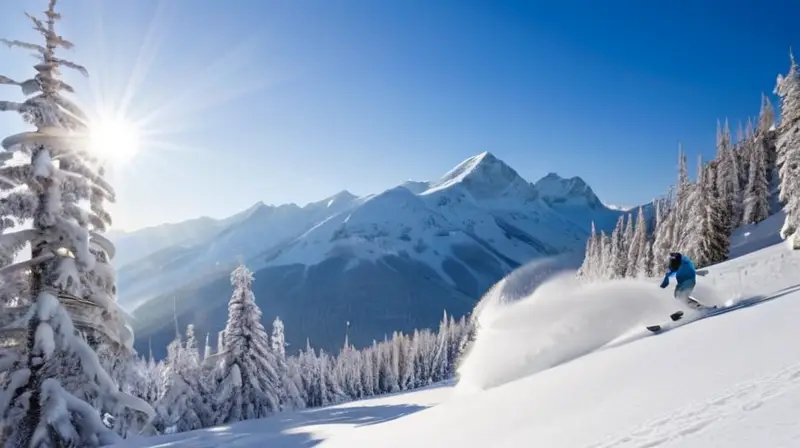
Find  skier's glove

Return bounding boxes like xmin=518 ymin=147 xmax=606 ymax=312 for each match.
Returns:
xmin=659 ymin=278 xmax=669 ymax=288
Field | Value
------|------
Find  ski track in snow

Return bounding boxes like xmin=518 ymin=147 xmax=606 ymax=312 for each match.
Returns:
xmin=587 ymin=360 xmax=800 ymax=448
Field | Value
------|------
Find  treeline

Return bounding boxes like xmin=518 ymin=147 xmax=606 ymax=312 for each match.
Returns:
xmin=123 ymin=264 xmax=474 ymax=436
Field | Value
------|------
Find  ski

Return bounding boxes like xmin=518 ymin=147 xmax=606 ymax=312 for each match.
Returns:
xmin=645 ymin=295 xmax=777 ymax=335
xmin=646 ymin=310 xmax=686 ymax=333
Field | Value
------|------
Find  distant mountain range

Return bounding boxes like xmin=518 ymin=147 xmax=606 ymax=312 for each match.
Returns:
xmin=112 ymin=152 xmax=651 ymax=359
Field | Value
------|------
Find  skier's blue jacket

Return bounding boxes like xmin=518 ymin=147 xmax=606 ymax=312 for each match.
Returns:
xmin=660 ymin=254 xmax=696 ymax=288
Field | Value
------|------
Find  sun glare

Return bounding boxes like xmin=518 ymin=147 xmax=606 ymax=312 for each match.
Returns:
xmin=87 ymin=116 xmax=141 ymax=166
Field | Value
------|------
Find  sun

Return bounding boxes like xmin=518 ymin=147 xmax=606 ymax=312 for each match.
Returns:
xmin=87 ymin=116 xmax=141 ymax=166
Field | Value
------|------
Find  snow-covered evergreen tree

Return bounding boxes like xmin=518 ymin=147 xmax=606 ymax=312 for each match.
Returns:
xmin=184 ymin=324 xmax=200 ymax=367
xmin=154 ymin=334 xmax=210 ymax=433
xmin=774 ymin=50 xmax=800 ymax=248
xmin=599 ymin=231 xmax=612 ymax=279
xmin=318 ymin=349 xmax=346 ymax=405
xmin=336 ymin=336 xmax=363 ymax=399
xmin=0 ymin=2 xmax=153 ymax=445
xmin=213 ymin=264 xmax=281 ymax=424
xmin=577 ymin=222 xmax=598 ymax=280
xmin=628 ymin=207 xmax=648 ymax=277
xmin=678 ymin=156 xmax=705 ymax=264
xmin=700 ymin=161 xmax=730 ymax=264
xmin=671 ymin=146 xmax=692 ymax=250
xmin=271 ymin=316 xmax=286 ymax=359
xmin=270 ymin=316 xmax=302 ymax=411
xmin=743 ymin=122 xmax=771 ymax=225
xmin=216 ymin=330 xmax=225 ymax=354
xmin=620 ymin=213 xmax=634 ymax=274
xmin=396 ymin=332 xmax=415 ymax=390
xmin=609 ymin=215 xmax=627 ymax=278
xmin=652 ymin=192 xmax=676 ymax=274
xmin=736 ymin=120 xmax=751 ymax=189
xmin=759 ymin=92 xmax=776 ymax=134
xmin=716 ymin=119 xmax=744 ymax=229
xmin=686 ymin=155 xmax=710 ymax=266
xmin=203 ymin=333 xmax=212 ymax=362
xmin=411 ymin=329 xmax=436 ymax=388
xmin=641 ymin=237 xmax=654 ymax=278
xmin=359 ymin=346 xmax=375 ymax=397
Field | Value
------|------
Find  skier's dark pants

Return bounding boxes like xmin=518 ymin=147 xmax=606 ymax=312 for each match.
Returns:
xmin=674 ymin=278 xmax=699 ymax=308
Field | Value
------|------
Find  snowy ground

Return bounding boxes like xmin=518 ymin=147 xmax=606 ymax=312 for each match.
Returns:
xmin=117 ymin=236 xmax=800 ymax=447
xmin=114 ymin=382 xmax=452 ymax=447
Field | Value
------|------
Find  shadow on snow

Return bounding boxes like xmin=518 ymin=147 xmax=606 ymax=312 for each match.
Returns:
xmin=115 ymin=403 xmax=429 ymax=448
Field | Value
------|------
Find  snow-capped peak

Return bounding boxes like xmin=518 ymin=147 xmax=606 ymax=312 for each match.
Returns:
xmin=309 ymin=190 xmax=357 ymax=209
xmin=533 ymin=172 xmax=602 ymax=209
xmin=426 ymin=151 xmax=535 ymax=200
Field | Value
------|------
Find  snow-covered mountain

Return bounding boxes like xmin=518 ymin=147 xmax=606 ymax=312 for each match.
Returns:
xmin=115 ymin=190 xmax=359 ymax=310
xmin=120 ymin=152 xmax=648 ymax=358
xmin=108 ymin=218 xmax=224 ymax=268
xmin=116 ymin=211 xmax=800 ymax=448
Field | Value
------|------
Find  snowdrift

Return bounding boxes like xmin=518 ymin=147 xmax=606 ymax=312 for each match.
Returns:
xmin=456 ymin=258 xmax=726 ymax=394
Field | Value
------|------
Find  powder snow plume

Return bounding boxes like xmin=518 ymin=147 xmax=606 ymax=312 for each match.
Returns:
xmin=455 ymin=258 xmax=724 ymax=395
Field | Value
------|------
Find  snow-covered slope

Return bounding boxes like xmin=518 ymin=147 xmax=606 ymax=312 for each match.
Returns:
xmin=125 ymin=152 xmax=637 ymax=358
xmin=120 ymin=233 xmax=800 ymax=448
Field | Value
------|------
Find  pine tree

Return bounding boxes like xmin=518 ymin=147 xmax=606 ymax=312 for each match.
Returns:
xmin=0 ymin=2 xmax=153 ymax=445
xmin=679 ymin=155 xmax=705 ymax=264
xmin=359 ymin=346 xmax=375 ymax=397
xmin=716 ymin=119 xmax=744 ymax=229
xmin=217 ymin=330 xmax=226 ymax=354
xmin=271 ymin=316 xmax=286 ymax=359
xmin=641 ymin=238 xmax=654 ymax=278
xmin=621 ymin=213 xmax=634 ymax=275
xmin=737 ymin=119 xmax=752 ymax=190
xmin=774 ymin=50 xmax=800 ymax=248
xmin=203 ymin=333 xmax=212 ymax=361
xmin=587 ymin=222 xmax=601 ymax=279
xmin=743 ymin=123 xmax=771 ymax=225
xmin=395 ymin=332 xmax=415 ymax=390
xmin=599 ymin=231 xmax=612 ymax=279
xmin=628 ymin=207 xmax=648 ymax=277
xmin=608 ymin=216 xmax=626 ymax=279
xmin=270 ymin=316 xmax=302 ymax=411
xmin=336 ymin=336 xmax=363 ymax=399
xmin=671 ymin=146 xmax=692 ymax=250
xmin=577 ymin=237 xmax=591 ymax=279
xmin=758 ymin=94 xmax=782 ymax=196
xmin=155 ymin=334 xmax=210 ymax=433
xmin=759 ymin=92 xmax=776 ymax=134
xmin=652 ymin=191 xmax=676 ymax=274
xmin=184 ymin=324 xmax=200 ymax=367
xmin=577 ymin=222 xmax=597 ymax=280
xmin=649 ymin=199 xmax=663 ymax=275
xmin=700 ymin=161 xmax=730 ymax=264
xmin=687 ymin=155 xmax=710 ymax=266
xmin=213 ymin=264 xmax=281 ymax=424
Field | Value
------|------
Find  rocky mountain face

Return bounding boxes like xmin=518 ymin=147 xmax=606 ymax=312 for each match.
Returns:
xmin=117 ymin=152 xmax=645 ymax=359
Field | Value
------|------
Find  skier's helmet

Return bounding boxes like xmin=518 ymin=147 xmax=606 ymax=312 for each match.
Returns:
xmin=668 ymin=252 xmax=682 ymax=271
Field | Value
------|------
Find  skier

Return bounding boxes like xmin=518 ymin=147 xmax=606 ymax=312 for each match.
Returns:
xmin=659 ymin=252 xmax=712 ymax=311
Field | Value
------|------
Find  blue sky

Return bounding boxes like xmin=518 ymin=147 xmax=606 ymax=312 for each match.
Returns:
xmin=0 ymin=0 xmax=797 ymax=230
